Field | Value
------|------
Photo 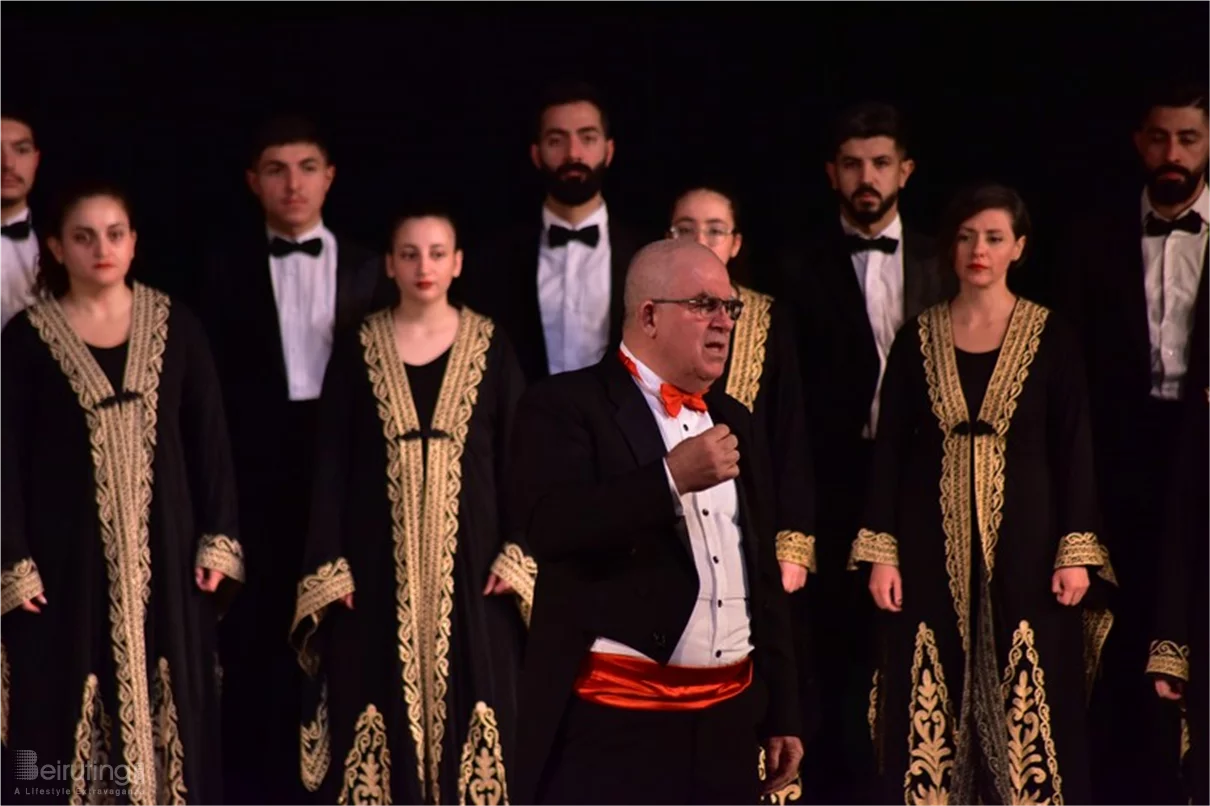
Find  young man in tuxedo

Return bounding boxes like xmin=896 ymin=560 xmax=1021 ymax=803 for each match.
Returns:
xmin=1 ymin=111 xmax=41 ymax=328
xmin=1059 ymin=81 xmax=1208 ymax=806
xmin=463 ymin=81 xmax=646 ymax=383
xmin=775 ymin=100 xmax=949 ymax=804
xmin=510 ymin=238 xmax=803 ymax=805
xmin=194 ymin=114 xmax=391 ymax=804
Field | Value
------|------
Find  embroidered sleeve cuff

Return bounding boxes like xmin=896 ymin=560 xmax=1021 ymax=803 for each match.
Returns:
xmin=291 ymin=558 xmax=356 ymax=676
xmin=847 ymin=529 xmax=899 ymax=570
xmin=1054 ymin=532 xmax=1117 ymax=585
xmin=491 ymin=542 xmax=539 ymax=626
xmin=2 ymin=559 xmax=45 ymax=616
xmin=195 ymin=534 xmax=245 ymax=583
xmin=1146 ymin=640 xmax=1191 ymax=681
xmin=776 ymin=531 xmax=817 ymax=573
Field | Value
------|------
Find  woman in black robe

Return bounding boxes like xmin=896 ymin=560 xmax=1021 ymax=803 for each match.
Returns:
xmin=849 ymin=184 xmax=1115 ymax=804
xmin=290 ymin=209 xmax=531 ymax=805
xmin=1 ymin=182 xmax=242 ymax=805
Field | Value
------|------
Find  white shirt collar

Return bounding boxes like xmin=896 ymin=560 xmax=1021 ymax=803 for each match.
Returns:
xmin=266 ymin=220 xmax=328 ymax=246
xmin=619 ymin=340 xmax=667 ymax=399
xmin=2 ymin=207 xmax=32 ymax=227
xmin=1141 ymin=182 xmax=1210 ymax=226
xmin=542 ymin=200 xmax=609 ymax=234
xmin=839 ymin=211 xmax=902 ymax=241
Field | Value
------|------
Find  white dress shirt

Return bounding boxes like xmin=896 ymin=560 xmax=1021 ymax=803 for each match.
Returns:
xmin=843 ymin=213 xmax=905 ymax=439
xmin=267 ymin=222 xmax=338 ymax=401
xmin=590 ymin=343 xmax=753 ymax=668
xmin=537 ymin=203 xmax=613 ymax=376
xmin=1141 ymin=184 xmax=1209 ymax=401
xmin=2 ymin=208 xmax=39 ymax=328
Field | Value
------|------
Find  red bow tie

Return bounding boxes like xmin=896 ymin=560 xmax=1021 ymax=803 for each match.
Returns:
xmin=618 ymin=350 xmax=708 ymax=418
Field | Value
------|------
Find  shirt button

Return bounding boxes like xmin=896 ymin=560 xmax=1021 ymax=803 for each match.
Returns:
xmin=715 ymin=650 xmax=722 ymax=659
xmin=702 ymin=509 xmax=709 ymax=516
xmin=713 ymin=556 xmax=719 ymax=564
xmin=717 ymin=600 xmax=723 ymax=607
xmin=683 ymin=424 xmax=689 ymax=431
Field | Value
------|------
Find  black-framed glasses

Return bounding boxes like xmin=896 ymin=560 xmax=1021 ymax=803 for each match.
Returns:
xmin=651 ymin=294 xmax=744 ymax=321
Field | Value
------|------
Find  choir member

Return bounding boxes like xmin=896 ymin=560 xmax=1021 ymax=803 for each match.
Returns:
xmin=1 ymin=180 xmax=241 ymax=805
xmin=289 ymin=210 xmax=531 ymax=804
xmin=1 ymin=111 xmax=42 ymax=327
xmin=511 ymin=239 xmax=803 ymax=805
xmin=774 ymin=100 xmax=950 ymax=802
xmin=463 ymin=81 xmax=645 ymax=384
xmin=852 ymin=183 xmax=1114 ymax=804
xmin=194 ymin=113 xmax=392 ymax=803
xmin=1057 ymin=80 xmax=1208 ymax=805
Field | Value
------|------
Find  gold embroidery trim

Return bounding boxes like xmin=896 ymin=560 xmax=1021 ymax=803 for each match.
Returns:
xmin=1 ymin=558 xmax=45 ymax=616
xmin=490 ymin=543 xmax=538 ymax=627
xmin=362 ymin=307 xmax=493 ymax=804
xmin=1146 ymin=640 xmax=1192 ymax=681
xmin=776 ymin=531 xmax=817 ymax=573
xmin=1082 ymin=609 xmax=1114 ymax=700
xmin=1054 ymin=532 xmax=1117 ymax=585
xmin=847 ymin=529 xmax=898 ymax=569
xmin=29 ymin=283 xmax=168 ymax=805
xmin=1002 ymin=620 xmax=1064 ymax=805
xmin=757 ymin=746 xmax=803 ymax=806
xmin=726 ymin=285 xmax=773 ymax=412
xmin=457 ymin=701 xmax=509 ymax=806
xmin=919 ymin=301 xmax=1048 ymax=650
xmin=1 ymin=641 xmax=8 ymax=748
xmin=302 ymin=680 xmax=332 ymax=793
xmin=339 ymin=703 xmax=392 ymax=805
xmin=868 ymin=669 xmax=879 ymax=744
xmin=904 ymin=622 xmax=955 ymax=805
xmin=152 ymin=658 xmax=187 ymax=805
xmin=292 ymin=558 xmax=356 ymax=676
xmin=70 ymin=673 xmax=115 ymax=806
xmin=195 ymin=533 xmax=245 ymax=582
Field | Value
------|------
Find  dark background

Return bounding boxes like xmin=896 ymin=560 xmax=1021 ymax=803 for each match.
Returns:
xmin=3 ymin=2 xmax=1208 ymax=305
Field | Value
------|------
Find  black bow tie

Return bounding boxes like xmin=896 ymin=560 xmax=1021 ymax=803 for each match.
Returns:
xmin=844 ymin=233 xmax=898 ymax=255
xmin=952 ymin=419 xmax=996 ymax=437
xmin=2 ymin=220 xmax=32 ymax=241
xmin=1144 ymin=211 xmax=1203 ymax=238
xmin=268 ymin=236 xmax=323 ymax=258
xmin=548 ymin=224 xmax=600 ymax=249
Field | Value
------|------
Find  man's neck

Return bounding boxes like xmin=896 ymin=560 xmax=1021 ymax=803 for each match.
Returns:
xmin=1148 ymin=176 xmax=1207 ymax=221
xmin=544 ymin=194 xmax=604 ymax=228
xmin=267 ymin=214 xmax=322 ymax=240
xmin=841 ymin=204 xmax=898 ymax=238
xmin=1 ymin=200 xmax=28 ymax=226
xmin=622 ymin=336 xmax=709 ymax=395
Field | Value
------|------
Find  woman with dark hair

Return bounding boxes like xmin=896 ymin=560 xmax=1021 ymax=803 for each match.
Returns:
xmin=290 ymin=210 xmax=530 ymax=804
xmin=849 ymin=183 xmax=1114 ymax=803
xmin=1 ymin=181 xmax=241 ymax=804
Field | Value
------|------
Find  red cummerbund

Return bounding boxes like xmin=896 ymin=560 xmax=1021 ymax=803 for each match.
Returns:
xmin=573 ymin=652 xmax=753 ymax=711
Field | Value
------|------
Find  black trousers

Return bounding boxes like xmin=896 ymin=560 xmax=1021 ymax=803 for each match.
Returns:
xmin=537 ymin=681 xmax=766 ymax=805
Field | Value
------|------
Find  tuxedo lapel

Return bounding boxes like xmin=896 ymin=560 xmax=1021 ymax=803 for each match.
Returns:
xmin=826 ymin=231 xmax=880 ymax=366
xmin=523 ymin=225 xmax=551 ymax=378
xmin=241 ymin=235 xmax=290 ymax=387
xmin=902 ymin=230 xmax=933 ymax=321
xmin=705 ymin=389 xmax=760 ymax=575
xmin=1118 ymin=211 xmax=1153 ymax=385
xmin=334 ymin=235 xmax=362 ymax=331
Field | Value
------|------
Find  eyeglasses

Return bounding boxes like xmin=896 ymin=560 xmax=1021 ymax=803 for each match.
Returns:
xmin=651 ymin=294 xmax=744 ymax=321
xmin=667 ymin=224 xmax=736 ymax=246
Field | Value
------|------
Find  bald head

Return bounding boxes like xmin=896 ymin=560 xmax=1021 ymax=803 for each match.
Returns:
xmin=623 ymin=238 xmax=727 ymax=325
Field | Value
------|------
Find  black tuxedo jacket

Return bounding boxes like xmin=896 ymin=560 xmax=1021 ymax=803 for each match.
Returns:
xmin=776 ymin=222 xmax=948 ymax=557
xmin=463 ymin=213 xmax=647 ymax=384
xmin=508 ymin=353 xmax=801 ymax=804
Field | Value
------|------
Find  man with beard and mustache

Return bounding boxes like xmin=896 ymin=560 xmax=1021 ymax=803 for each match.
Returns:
xmin=464 ymin=81 xmax=645 ymax=384
xmin=774 ymin=101 xmax=949 ymax=805
xmin=1058 ymin=80 xmax=1208 ymax=806
xmin=1 ymin=111 xmax=41 ymax=328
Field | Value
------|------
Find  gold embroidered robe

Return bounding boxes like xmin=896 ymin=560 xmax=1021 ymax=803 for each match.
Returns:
xmin=0 ymin=284 xmax=243 ymax=805
xmin=849 ymin=300 xmax=1115 ymax=805
xmin=290 ymin=307 xmax=532 ymax=805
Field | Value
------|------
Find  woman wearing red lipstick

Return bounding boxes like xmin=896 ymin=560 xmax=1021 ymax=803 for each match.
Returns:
xmin=0 ymin=180 xmax=241 ymax=804
xmin=849 ymin=183 xmax=1112 ymax=804
xmin=291 ymin=209 xmax=530 ymax=803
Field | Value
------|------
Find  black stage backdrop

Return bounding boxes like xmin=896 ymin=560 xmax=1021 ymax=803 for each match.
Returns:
xmin=2 ymin=2 xmax=1207 ymax=307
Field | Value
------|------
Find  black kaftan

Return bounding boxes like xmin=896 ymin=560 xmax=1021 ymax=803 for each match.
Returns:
xmin=289 ymin=306 xmax=531 ymax=805
xmin=850 ymin=299 xmax=1115 ymax=804
xmin=1 ymin=283 xmax=242 ymax=805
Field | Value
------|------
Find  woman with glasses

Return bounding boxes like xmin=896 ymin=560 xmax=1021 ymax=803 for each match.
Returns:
xmin=667 ymin=186 xmax=816 ymax=595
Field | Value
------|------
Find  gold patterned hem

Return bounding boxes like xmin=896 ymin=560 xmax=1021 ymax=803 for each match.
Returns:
xmin=152 ymin=658 xmax=187 ymax=805
xmin=1083 ymin=609 xmax=1115 ymax=699
xmin=291 ymin=558 xmax=356 ymax=676
xmin=1 ymin=641 xmax=9 ymax=748
xmin=301 ymin=681 xmax=332 ymax=793
xmin=776 ymin=531 xmax=817 ymax=573
xmin=758 ymin=746 xmax=803 ymax=805
xmin=726 ymin=285 xmax=773 ymax=412
xmin=904 ymin=622 xmax=955 ymax=805
xmin=195 ymin=534 xmax=245 ymax=582
xmin=1054 ymin=532 xmax=1117 ymax=585
xmin=457 ymin=701 xmax=509 ymax=806
xmin=847 ymin=529 xmax=898 ymax=569
xmin=339 ymin=703 xmax=392 ymax=805
xmin=1001 ymin=620 xmax=1063 ymax=804
xmin=1 ymin=558 xmax=45 ymax=616
xmin=1146 ymin=640 xmax=1191 ymax=681
xmin=70 ymin=673 xmax=114 ymax=806
xmin=490 ymin=543 xmax=538 ymax=627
